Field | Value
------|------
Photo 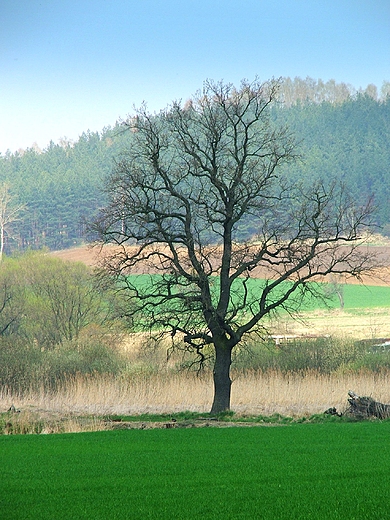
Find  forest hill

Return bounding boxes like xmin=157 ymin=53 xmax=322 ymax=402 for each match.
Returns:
xmin=0 ymin=77 xmax=389 ymax=253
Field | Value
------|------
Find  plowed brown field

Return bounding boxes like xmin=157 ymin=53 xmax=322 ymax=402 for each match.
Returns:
xmin=51 ymin=244 xmax=390 ymax=286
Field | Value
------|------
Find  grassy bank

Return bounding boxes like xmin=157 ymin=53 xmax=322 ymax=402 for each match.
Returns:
xmin=2 ymin=423 xmax=390 ymax=519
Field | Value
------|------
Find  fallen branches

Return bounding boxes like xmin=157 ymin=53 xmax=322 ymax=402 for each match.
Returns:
xmin=326 ymin=390 xmax=390 ymax=420
xmin=346 ymin=390 xmax=390 ymax=419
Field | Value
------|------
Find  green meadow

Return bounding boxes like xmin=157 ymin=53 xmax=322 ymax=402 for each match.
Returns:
xmin=128 ymin=273 xmax=390 ymax=312
xmin=2 ymin=422 xmax=390 ymax=519
xmin=300 ymin=283 xmax=390 ymax=311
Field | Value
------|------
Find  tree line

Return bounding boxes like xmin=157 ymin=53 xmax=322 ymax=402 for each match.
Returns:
xmin=0 ymin=77 xmax=389 ymax=253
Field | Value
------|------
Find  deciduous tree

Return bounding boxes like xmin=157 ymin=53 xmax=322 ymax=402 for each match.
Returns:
xmin=23 ymin=253 xmax=117 ymax=347
xmin=0 ymin=183 xmax=25 ymax=261
xmin=93 ymin=78 xmax=374 ymax=413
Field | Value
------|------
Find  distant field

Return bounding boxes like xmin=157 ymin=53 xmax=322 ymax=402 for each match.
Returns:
xmin=51 ymin=245 xmax=390 ymax=338
xmin=51 ymin=244 xmax=390 ymax=287
xmin=123 ymin=273 xmax=390 ymax=311
xmin=295 ymin=282 xmax=390 ymax=311
xmin=2 ymin=423 xmax=390 ymax=519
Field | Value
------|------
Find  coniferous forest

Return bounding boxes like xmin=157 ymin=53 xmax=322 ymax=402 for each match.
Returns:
xmin=1 ymin=77 xmax=389 ymax=253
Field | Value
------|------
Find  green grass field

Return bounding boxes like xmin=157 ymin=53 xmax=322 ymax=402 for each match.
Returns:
xmin=128 ymin=273 xmax=390 ymax=313
xmin=302 ymin=283 xmax=390 ymax=311
xmin=2 ymin=422 xmax=390 ymax=519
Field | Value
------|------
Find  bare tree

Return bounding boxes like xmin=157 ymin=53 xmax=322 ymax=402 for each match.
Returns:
xmin=0 ymin=184 xmax=25 ymax=262
xmin=92 ymin=78 xmax=374 ymax=414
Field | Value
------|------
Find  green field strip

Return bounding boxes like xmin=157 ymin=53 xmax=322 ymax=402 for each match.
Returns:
xmin=126 ymin=273 xmax=390 ymax=313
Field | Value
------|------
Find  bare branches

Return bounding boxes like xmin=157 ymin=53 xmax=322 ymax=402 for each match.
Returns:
xmin=92 ymin=78 xmax=376 ymax=356
xmin=0 ymin=184 xmax=26 ymax=262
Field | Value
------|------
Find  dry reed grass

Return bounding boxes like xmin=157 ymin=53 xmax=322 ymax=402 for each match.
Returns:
xmin=2 ymin=369 xmax=390 ymax=420
xmin=231 ymin=369 xmax=390 ymax=416
xmin=1 ymin=408 xmax=108 ymax=435
xmin=3 ymin=313 xmax=390 ymax=432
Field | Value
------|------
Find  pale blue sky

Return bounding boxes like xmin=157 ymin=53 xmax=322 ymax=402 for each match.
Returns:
xmin=1 ymin=0 xmax=389 ymax=153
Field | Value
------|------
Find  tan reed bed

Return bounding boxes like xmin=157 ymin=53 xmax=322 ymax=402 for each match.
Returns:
xmin=2 ymin=369 xmax=390 ymax=418
xmin=231 ymin=369 xmax=390 ymax=416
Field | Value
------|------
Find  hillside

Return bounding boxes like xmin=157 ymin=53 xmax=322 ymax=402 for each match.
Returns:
xmin=1 ymin=78 xmax=390 ymax=253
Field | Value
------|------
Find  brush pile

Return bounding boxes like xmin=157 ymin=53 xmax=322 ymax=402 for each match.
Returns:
xmin=346 ymin=390 xmax=390 ymax=419
xmin=326 ymin=391 xmax=390 ymax=419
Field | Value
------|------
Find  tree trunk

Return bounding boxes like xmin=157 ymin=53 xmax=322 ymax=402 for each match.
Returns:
xmin=0 ymin=223 xmax=3 ymax=263
xmin=210 ymin=341 xmax=232 ymax=415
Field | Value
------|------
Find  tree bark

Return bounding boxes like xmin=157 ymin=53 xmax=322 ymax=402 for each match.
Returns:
xmin=210 ymin=341 xmax=233 ymax=415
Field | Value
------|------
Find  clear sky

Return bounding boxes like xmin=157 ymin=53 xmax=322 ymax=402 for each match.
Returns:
xmin=1 ymin=0 xmax=389 ymax=154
